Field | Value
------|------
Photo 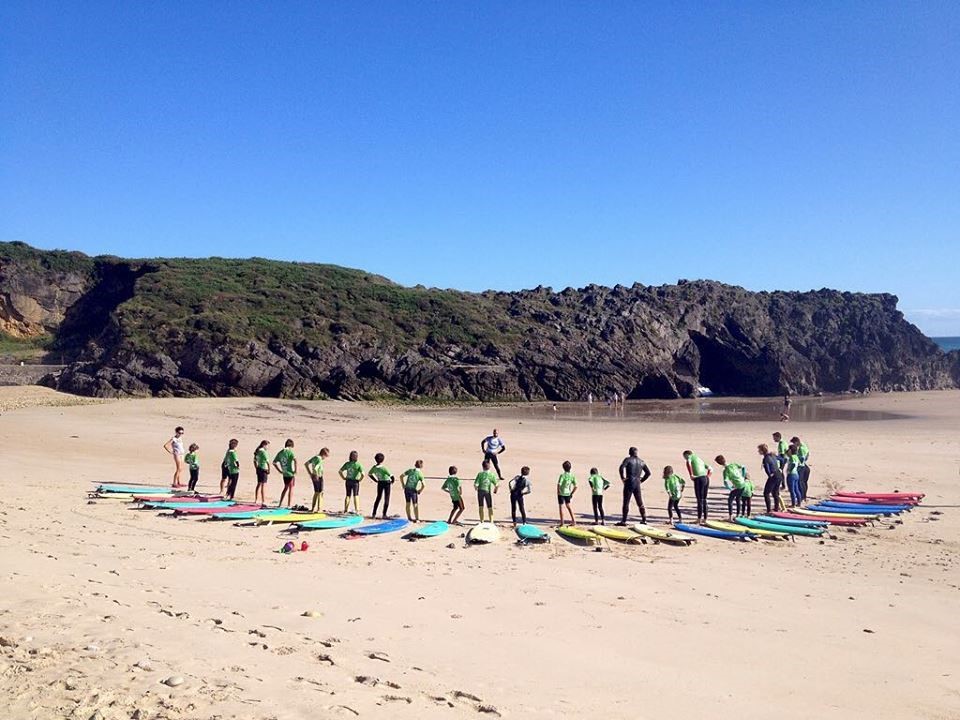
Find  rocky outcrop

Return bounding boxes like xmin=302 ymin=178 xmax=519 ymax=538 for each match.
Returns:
xmin=0 ymin=258 xmax=91 ymax=338
xmin=2 ymin=242 xmax=954 ymax=400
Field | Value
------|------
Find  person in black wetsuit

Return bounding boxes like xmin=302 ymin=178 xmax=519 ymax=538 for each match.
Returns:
xmin=617 ymin=447 xmax=651 ymax=525
xmin=508 ymin=466 xmax=531 ymax=525
xmin=758 ymin=443 xmax=784 ymax=513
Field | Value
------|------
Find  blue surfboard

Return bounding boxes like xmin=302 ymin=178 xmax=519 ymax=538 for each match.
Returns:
xmin=674 ymin=523 xmax=753 ymax=541
xmin=817 ymin=501 xmax=909 ymax=513
xmin=411 ymin=521 xmax=449 ymax=538
xmin=296 ymin=515 xmax=364 ymax=530
xmin=806 ymin=504 xmax=902 ymax=515
xmin=349 ymin=518 xmax=409 ymax=535
xmin=516 ymin=524 xmax=549 ymax=543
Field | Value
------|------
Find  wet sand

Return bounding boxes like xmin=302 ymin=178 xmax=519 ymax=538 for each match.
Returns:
xmin=0 ymin=387 xmax=957 ymax=719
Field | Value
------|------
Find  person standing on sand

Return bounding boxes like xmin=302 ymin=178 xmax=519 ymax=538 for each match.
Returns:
xmin=772 ymin=431 xmax=789 ymax=477
xmin=683 ymin=450 xmax=712 ymax=524
xmin=663 ymin=465 xmax=685 ymax=524
xmin=784 ymin=444 xmax=803 ymax=508
xmin=587 ymin=467 xmax=609 ymax=524
xmin=716 ymin=455 xmax=748 ymax=521
xmin=304 ymin=447 xmax=329 ymax=513
xmin=442 ymin=466 xmax=465 ymax=525
xmin=617 ymin=447 xmax=651 ymax=525
xmin=185 ymin=443 xmax=200 ymax=492
xmin=557 ymin=460 xmax=578 ymax=527
xmin=780 ymin=394 xmax=792 ymax=422
xmin=339 ymin=450 xmax=364 ymax=515
xmin=475 ymin=459 xmax=499 ymax=523
xmin=509 ymin=466 xmax=532 ymax=525
xmin=369 ymin=453 xmax=395 ymax=519
xmin=221 ymin=439 xmax=240 ymax=499
xmin=481 ymin=429 xmax=506 ymax=480
xmin=253 ymin=440 xmax=270 ymax=506
xmin=758 ymin=443 xmax=784 ymax=513
xmin=791 ymin=436 xmax=811 ymax=501
xmin=163 ymin=426 xmax=186 ymax=488
xmin=273 ymin=439 xmax=297 ymax=508
xmin=401 ymin=460 xmax=425 ymax=523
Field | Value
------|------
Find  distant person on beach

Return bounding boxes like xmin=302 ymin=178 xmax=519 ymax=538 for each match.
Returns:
xmin=339 ymin=450 xmax=364 ymax=515
xmin=588 ymin=467 xmax=609 ymax=524
xmin=304 ymin=447 xmax=329 ymax=513
xmin=663 ymin=465 xmax=685 ymax=523
xmin=508 ymin=466 xmax=532 ymax=525
xmin=369 ymin=453 xmax=395 ymax=519
xmin=253 ymin=440 xmax=270 ymax=506
xmin=780 ymin=394 xmax=792 ymax=422
xmin=617 ymin=447 xmax=651 ymax=525
xmin=481 ymin=429 xmax=506 ymax=480
xmin=163 ymin=426 xmax=186 ymax=488
xmin=273 ymin=439 xmax=297 ymax=508
xmin=792 ymin=436 xmax=811 ymax=500
xmin=401 ymin=460 xmax=425 ymax=523
xmin=442 ymin=466 xmax=465 ymax=525
xmin=221 ymin=439 xmax=240 ymax=499
xmin=716 ymin=455 xmax=748 ymax=521
xmin=758 ymin=443 xmax=784 ymax=513
xmin=784 ymin=444 xmax=803 ymax=507
xmin=557 ymin=460 xmax=578 ymax=526
xmin=185 ymin=443 xmax=200 ymax=492
xmin=683 ymin=450 xmax=712 ymax=524
xmin=474 ymin=459 xmax=499 ymax=523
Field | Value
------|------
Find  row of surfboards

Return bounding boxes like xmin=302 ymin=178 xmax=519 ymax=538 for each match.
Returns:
xmin=91 ymin=484 xmax=923 ymax=545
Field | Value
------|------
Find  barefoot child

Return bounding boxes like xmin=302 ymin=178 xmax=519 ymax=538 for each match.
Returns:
xmin=222 ymin=439 xmax=240 ymax=500
xmin=304 ymin=447 xmax=329 ymax=513
xmin=587 ymin=467 xmax=609 ymax=524
xmin=716 ymin=455 xmax=748 ymax=521
xmin=185 ymin=444 xmax=200 ymax=492
xmin=368 ymin=453 xmax=395 ymax=519
xmin=474 ymin=460 xmax=499 ymax=523
xmin=442 ymin=466 xmax=465 ymax=524
xmin=557 ymin=461 xmax=577 ymax=526
xmin=253 ymin=440 xmax=270 ymax=506
xmin=508 ymin=466 xmax=532 ymax=525
xmin=663 ymin=465 xmax=685 ymax=523
xmin=401 ymin=460 xmax=425 ymax=522
xmin=339 ymin=450 xmax=364 ymax=515
xmin=273 ymin=439 xmax=297 ymax=508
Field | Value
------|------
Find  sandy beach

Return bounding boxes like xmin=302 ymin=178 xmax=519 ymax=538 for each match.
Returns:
xmin=1 ymin=387 xmax=957 ymax=720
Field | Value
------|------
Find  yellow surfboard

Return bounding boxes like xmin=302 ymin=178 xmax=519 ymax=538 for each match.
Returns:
xmin=591 ymin=525 xmax=646 ymax=544
xmin=556 ymin=526 xmax=600 ymax=544
xmin=256 ymin=512 xmax=327 ymax=525
xmin=632 ymin=523 xmax=696 ymax=545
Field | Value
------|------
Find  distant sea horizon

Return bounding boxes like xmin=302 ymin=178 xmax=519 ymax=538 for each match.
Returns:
xmin=932 ymin=336 xmax=960 ymax=352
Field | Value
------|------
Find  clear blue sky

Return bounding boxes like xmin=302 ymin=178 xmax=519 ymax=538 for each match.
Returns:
xmin=2 ymin=2 xmax=958 ymax=335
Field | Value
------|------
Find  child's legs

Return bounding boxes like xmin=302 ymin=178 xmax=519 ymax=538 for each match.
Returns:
xmin=373 ymin=484 xmax=385 ymax=516
xmin=518 ymin=494 xmax=526 ymax=524
xmin=510 ymin=495 xmax=518 ymax=522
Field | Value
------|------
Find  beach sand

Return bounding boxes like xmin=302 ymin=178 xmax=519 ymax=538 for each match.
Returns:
xmin=1 ymin=387 xmax=957 ymax=719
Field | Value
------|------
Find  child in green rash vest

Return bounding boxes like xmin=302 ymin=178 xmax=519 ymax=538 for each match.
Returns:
xmin=663 ymin=465 xmax=685 ymax=523
xmin=304 ymin=447 xmax=330 ymax=513
xmin=222 ymin=439 xmax=241 ymax=500
xmin=253 ymin=440 xmax=271 ymax=506
xmin=368 ymin=453 xmax=395 ymax=519
xmin=442 ymin=465 xmax=465 ymax=524
xmin=273 ymin=439 xmax=297 ymax=508
xmin=740 ymin=475 xmax=754 ymax=517
xmin=474 ymin=459 xmax=499 ymax=523
xmin=791 ymin=435 xmax=811 ymax=501
xmin=587 ymin=467 xmax=609 ymax=525
xmin=339 ymin=450 xmax=364 ymax=515
xmin=557 ymin=460 xmax=577 ymax=527
xmin=683 ymin=450 xmax=712 ymax=524
xmin=185 ymin=444 xmax=200 ymax=492
xmin=401 ymin=459 xmax=426 ymax=523
xmin=715 ymin=455 xmax=748 ymax=521
xmin=772 ymin=432 xmax=789 ymax=477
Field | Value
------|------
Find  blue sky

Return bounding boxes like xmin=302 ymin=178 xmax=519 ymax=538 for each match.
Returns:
xmin=2 ymin=2 xmax=958 ymax=335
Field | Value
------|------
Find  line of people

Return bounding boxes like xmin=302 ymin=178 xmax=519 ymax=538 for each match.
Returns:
xmin=162 ymin=426 xmax=811 ymax=527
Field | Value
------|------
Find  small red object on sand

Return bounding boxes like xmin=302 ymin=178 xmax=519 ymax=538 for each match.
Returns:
xmin=300 ymin=541 xmax=309 ymax=552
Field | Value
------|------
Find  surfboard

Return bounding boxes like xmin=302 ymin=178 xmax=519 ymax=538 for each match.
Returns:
xmin=97 ymin=485 xmax=173 ymax=495
xmin=772 ymin=511 xmax=868 ymax=526
xmin=296 ymin=515 xmax=364 ymax=530
xmin=707 ymin=519 xmax=789 ymax=539
xmin=143 ymin=500 xmax=235 ymax=510
xmin=210 ymin=508 xmax=289 ymax=521
xmin=134 ymin=494 xmax=222 ymax=503
xmin=734 ymin=517 xmax=824 ymax=537
xmin=805 ymin=504 xmax=898 ymax=516
xmin=817 ymin=501 xmax=910 ymax=513
xmin=349 ymin=518 xmax=409 ymax=536
xmin=591 ymin=525 xmax=645 ymax=544
xmin=632 ymin=523 xmax=696 ymax=545
xmin=515 ymin=524 xmax=549 ymax=543
xmin=829 ymin=495 xmax=920 ymax=506
xmin=793 ymin=508 xmax=881 ymax=520
xmin=674 ymin=523 xmax=752 ymax=541
xmin=555 ymin=526 xmax=600 ymax=544
xmin=835 ymin=491 xmax=923 ymax=501
xmin=753 ymin=514 xmax=828 ymax=528
xmin=411 ymin=521 xmax=449 ymax=538
xmin=254 ymin=512 xmax=328 ymax=525
xmin=175 ymin=503 xmax=262 ymax=515
xmin=466 ymin=522 xmax=501 ymax=544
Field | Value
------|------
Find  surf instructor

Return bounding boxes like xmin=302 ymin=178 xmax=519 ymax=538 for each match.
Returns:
xmin=163 ymin=426 xmax=186 ymax=489
xmin=481 ymin=428 xmax=506 ymax=481
xmin=617 ymin=446 xmax=651 ymax=525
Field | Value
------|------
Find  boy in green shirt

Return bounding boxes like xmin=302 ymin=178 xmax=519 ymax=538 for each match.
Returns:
xmin=474 ymin=459 xmax=499 ymax=523
xmin=715 ymin=454 xmax=748 ymax=521
xmin=221 ymin=439 xmax=240 ymax=500
xmin=663 ymin=465 xmax=685 ymax=523
xmin=557 ymin=460 xmax=577 ymax=527
xmin=253 ymin=440 xmax=271 ymax=506
xmin=304 ymin=446 xmax=330 ymax=513
xmin=339 ymin=450 xmax=364 ymax=515
xmin=587 ymin=466 xmax=609 ymax=525
xmin=401 ymin=459 xmax=425 ymax=523
xmin=442 ymin=465 xmax=465 ymax=525
xmin=185 ymin=444 xmax=200 ymax=493
xmin=368 ymin=453 xmax=395 ymax=519
xmin=273 ymin=439 xmax=297 ymax=508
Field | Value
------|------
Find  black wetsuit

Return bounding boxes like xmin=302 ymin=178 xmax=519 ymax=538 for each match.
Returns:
xmin=509 ymin=475 xmax=529 ymax=524
xmin=762 ymin=452 xmax=784 ymax=513
xmin=372 ymin=482 xmax=391 ymax=518
xmin=618 ymin=455 xmax=651 ymax=523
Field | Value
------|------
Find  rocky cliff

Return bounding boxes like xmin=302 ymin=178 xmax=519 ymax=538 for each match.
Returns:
xmin=1 ymin=241 xmax=955 ymax=400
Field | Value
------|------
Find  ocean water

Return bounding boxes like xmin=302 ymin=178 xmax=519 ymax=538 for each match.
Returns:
xmin=932 ymin=336 xmax=960 ymax=352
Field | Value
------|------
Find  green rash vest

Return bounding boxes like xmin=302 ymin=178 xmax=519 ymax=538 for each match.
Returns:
xmin=741 ymin=478 xmax=755 ymax=498
xmin=799 ymin=443 xmax=810 ymax=464
xmin=557 ymin=472 xmax=577 ymax=497
xmin=474 ymin=471 xmax=499 ymax=493
xmin=777 ymin=440 xmax=789 ymax=456
xmin=369 ymin=464 xmax=393 ymax=483
xmin=688 ymin=453 xmax=709 ymax=478
xmin=305 ymin=454 xmax=324 ymax=476
xmin=588 ymin=473 xmax=607 ymax=496
xmin=664 ymin=473 xmax=685 ymax=500
xmin=340 ymin=461 xmax=364 ymax=481
xmin=254 ymin=448 xmax=270 ymax=471
xmin=223 ymin=449 xmax=240 ymax=474
xmin=402 ymin=468 xmax=424 ymax=491
xmin=722 ymin=463 xmax=746 ymax=490
xmin=785 ymin=454 xmax=802 ymax=476
xmin=274 ymin=448 xmax=296 ymax=477
xmin=184 ymin=452 xmax=199 ymax=470
xmin=441 ymin=476 xmax=462 ymax=501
